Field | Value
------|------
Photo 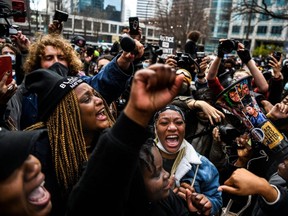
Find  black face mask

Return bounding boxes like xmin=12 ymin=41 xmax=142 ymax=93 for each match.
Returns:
xmin=48 ymin=62 xmax=69 ymax=77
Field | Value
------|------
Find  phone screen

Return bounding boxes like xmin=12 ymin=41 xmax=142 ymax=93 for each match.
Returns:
xmin=0 ymin=56 xmax=13 ymax=85
xmin=53 ymin=9 xmax=69 ymax=22
xmin=273 ymin=52 xmax=281 ymax=62
xmin=12 ymin=0 xmax=26 ymax=23
xmin=129 ymin=17 xmax=139 ymax=35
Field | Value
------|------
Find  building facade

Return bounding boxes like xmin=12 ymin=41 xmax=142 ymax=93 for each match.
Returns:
xmin=227 ymin=0 xmax=288 ymax=53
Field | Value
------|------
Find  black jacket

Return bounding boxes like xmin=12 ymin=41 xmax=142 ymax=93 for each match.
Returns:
xmin=252 ymin=173 xmax=288 ymax=216
xmin=66 ymin=113 xmax=193 ymax=216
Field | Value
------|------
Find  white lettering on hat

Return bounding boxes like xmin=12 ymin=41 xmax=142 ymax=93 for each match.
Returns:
xmin=59 ymin=77 xmax=82 ymax=89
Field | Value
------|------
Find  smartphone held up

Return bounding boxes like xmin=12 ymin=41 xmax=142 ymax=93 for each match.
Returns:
xmin=129 ymin=17 xmax=139 ymax=35
xmin=0 ymin=56 xmax=13 ymax=85
xmin=53 ymin=9 xmax=69 ymax=22
xmin=12 ymin=0 xmax=26 ymax=23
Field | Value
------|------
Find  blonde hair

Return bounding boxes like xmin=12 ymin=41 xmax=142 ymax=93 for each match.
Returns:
xmin=23 ymin=34 xmax=83 ymax=75
xmin=233 ymin=68 xmax=252 ymax=79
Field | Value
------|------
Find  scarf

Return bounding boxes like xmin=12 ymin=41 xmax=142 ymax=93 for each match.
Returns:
xmin=156 ymin=139 xmax=202 ymax=186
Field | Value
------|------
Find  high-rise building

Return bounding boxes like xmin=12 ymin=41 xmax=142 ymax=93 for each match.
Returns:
xmin=58 ymin=0 xmax=122 ymax=21
xmin=136 ymin=0 xmax=157 ymax=20
xmin=136 ymin=0 xmax=172 ymax=21
xmin=205 ymin=0 xmax=232 ymax=53
xmin=228 ymin=0 xmax=288 ymax=52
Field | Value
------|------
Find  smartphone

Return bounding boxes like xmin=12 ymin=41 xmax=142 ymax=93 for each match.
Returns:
xmin=0 ymin=56 xmax=13 ymax=85
xmin=53 ymin=9 xmax=69 ymax=22
xmin=273 ymin=51 xmax=282 ymax=62
xmin=196 ymin=52 xmax=205 ymax=64
xmin=129 ymin=17 xmax=139 ymax=35
xmin=12 ymin=0 xmax=26 ymax=23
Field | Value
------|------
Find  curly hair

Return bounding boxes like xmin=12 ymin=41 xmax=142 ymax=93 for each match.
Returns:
xmin=187 ymin=30 xmax=201 ymax=42
xmin=23 ymin=34 xmax=83 ymax=75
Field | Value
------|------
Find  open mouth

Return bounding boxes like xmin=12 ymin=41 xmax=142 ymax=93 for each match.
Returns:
xmin=28 ymin=181 xmax=51 ymax=207
xmin=96 ymin=108 xmax=107 ymax=120
xmin=165 ymin=135 xmax=179 ymax=148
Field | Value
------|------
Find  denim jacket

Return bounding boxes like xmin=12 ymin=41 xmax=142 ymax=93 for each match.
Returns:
xmin=179 ymin=142 xmax=223 ymax=215
xmin=81 ymin=54 xmax=134 ymax=105
xmin=157 ymin=140 xmax=222 ymax=215
xmin=8 ymin=55 xmax=134 ymax=130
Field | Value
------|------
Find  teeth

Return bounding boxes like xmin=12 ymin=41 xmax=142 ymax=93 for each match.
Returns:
xmin=167 ymin=135 xmax=177 ymax=139
xmin=97 ymin=108 xmax=105 ymax=115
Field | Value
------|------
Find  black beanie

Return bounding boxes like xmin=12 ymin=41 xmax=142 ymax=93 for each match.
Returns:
xmin=25 ymin=69 xmax=84 ymax=121
xmin=0 ymin=127 xmax=47 ymax=181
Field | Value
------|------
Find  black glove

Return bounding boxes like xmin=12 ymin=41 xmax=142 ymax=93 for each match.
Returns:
xmin=217 ymin=43 xmax=225 ymax=58
xmin=237 ymin=49 xmax=252 ymax=64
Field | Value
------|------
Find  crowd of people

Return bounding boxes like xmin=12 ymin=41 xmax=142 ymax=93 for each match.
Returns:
xmin=1 ymin=17 xmax=288 ymax=216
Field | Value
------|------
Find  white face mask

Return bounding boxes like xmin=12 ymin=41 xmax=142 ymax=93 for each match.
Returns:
xmin=143 ymin=62 xmax=150 ymax=68
xmin=5 ymin=53 xmax=16 ymax=65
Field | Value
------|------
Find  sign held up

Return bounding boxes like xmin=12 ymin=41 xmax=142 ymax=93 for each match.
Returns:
xmin=159 ymin=35 xmax=174 ymax=59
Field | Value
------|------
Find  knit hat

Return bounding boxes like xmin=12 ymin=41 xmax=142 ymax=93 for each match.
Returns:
xmin=154 ymin=104 xmax=185 ymax=122
xmin=0 ymin=127 xmax=47 ymax=181
xmin=25 ymin=68 xmax=84 ymax=121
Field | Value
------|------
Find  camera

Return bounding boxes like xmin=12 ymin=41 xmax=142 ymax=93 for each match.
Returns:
xmin=0 ymin=0 xmax=26 ymax=37
xmin=53 ymin=9 xmax=68 ymax=22
xmin=143 ymin=43 xmax=163 ymax=64
xmin=218 ymin=123 xmax=242 ymax=144
xmin=220 ymin=39 xmax=239 ymax=54
xmin=174 ymin=52 xmax=194 ymax=71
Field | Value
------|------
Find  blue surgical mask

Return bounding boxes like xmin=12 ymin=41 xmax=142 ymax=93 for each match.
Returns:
xmin=143 ymin=62 xmax=150 ymax=68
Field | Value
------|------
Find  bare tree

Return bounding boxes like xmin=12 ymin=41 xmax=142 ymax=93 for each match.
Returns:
xmin=233 ymin=0 xmax=288 ymax=20
xmin=151 ymin=0 xmax=209 ymax=50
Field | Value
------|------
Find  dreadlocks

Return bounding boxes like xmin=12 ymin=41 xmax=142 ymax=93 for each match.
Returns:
xmin=25 ymin=87 xmax=115 ymax=195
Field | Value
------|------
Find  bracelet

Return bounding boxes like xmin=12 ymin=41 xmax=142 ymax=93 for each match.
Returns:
xmin=261 ymin=185 xmax=280 ymax=205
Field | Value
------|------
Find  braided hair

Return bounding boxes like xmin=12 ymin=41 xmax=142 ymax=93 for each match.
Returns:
xmin=25 ymin=90 xmax=115 ymax=194
xmin=139 ymin=138 xmax=157 ymax=174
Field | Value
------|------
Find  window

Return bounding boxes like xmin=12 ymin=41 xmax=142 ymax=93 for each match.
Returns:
xmin=102 ymin=23 xmax=109 ymax=32
xmin=276 ymin=0 xmax=286 ymax=6
xmin=110 ymin=24 xmax=117 ymax=33
xmin=271 ymin=26 xmax=282 ymax=35
xmin=257 ymin=26 xmax=267 ymax=34
xmin=66 ymin=18 xmax=72 ymax=28
xmin=244 ymin=25 xmax=254 ymax=34
xmin=84 ymin=20 xmax=91 ymax=30
xmin=94 ymin=22 xmax=100 ymax=32
xmin=259 ymin=14 xmax=270 ymax=21
xmin=148 ymin=28 xmax=153 ymax=37
xmin=75 ymin=20 xmax=82 ymax=29
xmin=232 ymin=26 xmax=240 ymax=33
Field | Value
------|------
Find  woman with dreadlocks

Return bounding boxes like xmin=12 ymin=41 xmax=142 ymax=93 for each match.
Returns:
xmin=66 ymin=64 xmax=207 ymax=216
xmin=6 ymin=32 xmax=143 ymax=130
xmin=24 ymin=68 xmax=115 ymax=216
